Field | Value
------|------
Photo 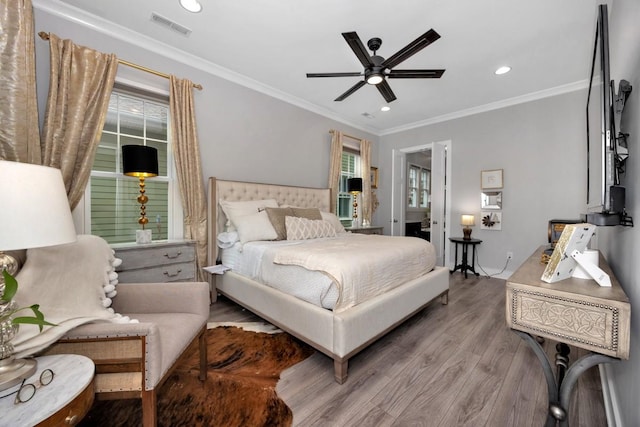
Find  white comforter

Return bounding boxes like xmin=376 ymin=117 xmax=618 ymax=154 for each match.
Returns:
xmin=223 ymin=234 xmax=435 ymax=312
xmin=273 ymin=234 xmax=435 ymax=312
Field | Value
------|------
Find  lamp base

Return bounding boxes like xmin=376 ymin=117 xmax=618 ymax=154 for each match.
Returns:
xmin=0 ymin=357 xmax=37 ymax=392
xmin=0 ymin=252 xmax=19 ymax=286
xmin=463 ymin=227 xmax=472 ymax=240
xmin=136 ymin=229 xmax=152 ymax=244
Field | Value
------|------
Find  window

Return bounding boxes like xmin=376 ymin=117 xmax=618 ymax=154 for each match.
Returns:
xmin=337 ymin=150 xmax=360 ymax=224
xmin=408 ymin=164 xmax=430 ymax=209
xmin=88 ymin=88 xmax=177 ymax=244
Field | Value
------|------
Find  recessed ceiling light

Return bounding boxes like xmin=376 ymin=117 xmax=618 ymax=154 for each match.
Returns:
xmin=380 ymin=106 xmax=391 ymax=112
xmin=495 ymin=66 xmax=511 ymax=75
xmin=179 ymin=0 xmax=202 ymax=13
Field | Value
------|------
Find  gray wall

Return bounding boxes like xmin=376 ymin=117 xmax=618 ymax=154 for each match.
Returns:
xmin=597 ymin=0 xmax=640 ymax=424
xmin=379 ymin=91 xmax=587 ymax=275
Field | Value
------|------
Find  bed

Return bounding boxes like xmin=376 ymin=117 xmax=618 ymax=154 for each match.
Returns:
xmin=207 ymin=177 xmax=449 ymax=383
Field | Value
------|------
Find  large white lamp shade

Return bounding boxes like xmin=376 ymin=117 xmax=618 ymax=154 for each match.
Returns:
xmin=0 ymin=161 xmax=76 ymax=251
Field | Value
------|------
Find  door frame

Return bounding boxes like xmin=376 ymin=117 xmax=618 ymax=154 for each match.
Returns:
xmin=391 ymin=140 xmax=452 ymax=267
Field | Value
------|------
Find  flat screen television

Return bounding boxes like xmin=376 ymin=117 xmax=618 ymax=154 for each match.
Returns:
xmin=586 ymin=4 xmax=624 ymax=225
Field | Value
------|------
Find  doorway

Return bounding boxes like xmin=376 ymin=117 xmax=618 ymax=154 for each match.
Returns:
xmin=391 ymin=140 xmax=451 ymax=266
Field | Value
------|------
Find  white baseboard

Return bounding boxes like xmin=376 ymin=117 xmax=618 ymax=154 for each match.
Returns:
xmin=600 ymin=363 xmax=624 ymax=427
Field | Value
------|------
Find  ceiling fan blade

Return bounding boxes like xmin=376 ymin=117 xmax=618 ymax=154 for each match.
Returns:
xmin=335 ymin=80 xmax=366 ymax=101
xmin=306 ymin=72 xmax=363 ymax=78
xmin=342 ymin=32 xmax=374 ymax=67
xmin=388 ymin=69 xmax=445 ymax=79
xmin=382 ymin=29 xmax=441 ymax=70
xmin=376 ymin=80 xmax=397 ymax=103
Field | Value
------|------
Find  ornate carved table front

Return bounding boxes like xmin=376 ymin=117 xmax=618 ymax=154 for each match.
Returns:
xmin=506 ymin=246 xmax=630 ymax=426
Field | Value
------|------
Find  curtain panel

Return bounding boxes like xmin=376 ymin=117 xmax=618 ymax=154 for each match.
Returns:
xmin=41 ymin=33 xmax=117 ymax=209
xmin=169 ymin=75 xmax=208 ymax=281
xmin=0 ymin=0 xmax=40 ymax=163
xmin=327 ymin=130 xmax=343 ymax=214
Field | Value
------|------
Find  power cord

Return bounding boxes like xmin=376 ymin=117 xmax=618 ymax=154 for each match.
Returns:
xmin=474 ymin=248 xmax=510 ymax=278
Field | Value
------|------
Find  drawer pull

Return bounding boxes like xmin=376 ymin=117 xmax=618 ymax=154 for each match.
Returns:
xmin=163 ymin=269 xmax=182 ymax=277
xmin=65 ymin=414 xmax=78 ymax=425
xmin=164 ymin=251 xmax=182 ymax=259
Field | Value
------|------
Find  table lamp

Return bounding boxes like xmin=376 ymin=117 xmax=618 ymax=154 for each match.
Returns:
xmin=0 ymin=161 xmax=77 ymax=390
xmin=347 ymin=177 xmax=363 ymax=227
xmin=122 ymin=145 xmax=159 ymax=244
xmin=461 ymin=214 xmax=475 ymax=240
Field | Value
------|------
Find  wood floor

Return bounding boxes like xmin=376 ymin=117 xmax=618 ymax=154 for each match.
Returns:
xmin=209 ymin=273 xmax=607 ymax=427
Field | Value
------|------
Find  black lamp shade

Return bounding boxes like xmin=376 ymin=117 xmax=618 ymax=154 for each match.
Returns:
xmin=122 ymin=145 xmax=159 ymax=177
xmin=347 ymin=177 xmax=363 ymax=193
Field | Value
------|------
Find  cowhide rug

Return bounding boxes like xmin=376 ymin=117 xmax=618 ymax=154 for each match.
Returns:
xmin=79 ymin=325 xmax=314 ymax=427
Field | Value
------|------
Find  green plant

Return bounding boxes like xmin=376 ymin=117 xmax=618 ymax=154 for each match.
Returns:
xmin=1 ymin=270 xmax=54 ymax=331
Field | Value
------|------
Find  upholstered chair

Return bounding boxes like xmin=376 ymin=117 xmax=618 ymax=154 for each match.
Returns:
xmin=14 ymin=235 xmax=210 ymax=427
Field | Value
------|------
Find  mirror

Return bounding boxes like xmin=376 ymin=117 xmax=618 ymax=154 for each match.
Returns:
xmin=481 ymin=191 xmax=502 ymax=209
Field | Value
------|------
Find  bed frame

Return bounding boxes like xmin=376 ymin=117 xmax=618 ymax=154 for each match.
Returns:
xmin=207 ymin=177 xmax=449 ymax=383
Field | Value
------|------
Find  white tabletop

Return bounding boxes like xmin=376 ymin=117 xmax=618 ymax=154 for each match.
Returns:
xmin=0 ymin=354 xmax=94 ymax=426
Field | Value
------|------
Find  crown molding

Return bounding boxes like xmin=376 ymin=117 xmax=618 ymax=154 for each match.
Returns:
xmin=33 ymin=0 xmax=589 ymax=138
xmin=380 ymin=80 xmax=589 ymax=136
xmin=32 ymin=0 xmax=380 ymax=136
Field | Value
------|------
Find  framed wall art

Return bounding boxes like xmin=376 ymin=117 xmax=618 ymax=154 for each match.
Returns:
xmin=480 ymin=211 xmax=502 ymax=230
xmin=481 ymin=169 xmax=503 ymax=189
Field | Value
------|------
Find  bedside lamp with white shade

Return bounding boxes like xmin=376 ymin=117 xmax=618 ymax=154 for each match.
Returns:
xmin=0 ymin=161 xmax=77 ymax=390
xmin=461 ymin=215 xmax=475 ymax=240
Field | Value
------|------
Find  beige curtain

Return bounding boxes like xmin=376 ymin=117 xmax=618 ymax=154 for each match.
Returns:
xmin=360 ymin=139 xmax=372 ymax=225
xmin=328 ymin=130 xmax=343 ymax=213
xmin=41 ymin=33 xmax=117 ymax=209
xmin=0 ymin=0 xmax=40 ymax=163
xmin=169 ymin=75 xmax=208 ymax=281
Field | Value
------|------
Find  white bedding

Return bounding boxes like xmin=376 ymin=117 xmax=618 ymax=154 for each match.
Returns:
xmin=220 ymin=233 xmax=436 ymax=312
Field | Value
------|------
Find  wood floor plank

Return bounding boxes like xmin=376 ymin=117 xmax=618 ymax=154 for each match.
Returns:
xmin=212 ymin=273 xmax=608 ymax=427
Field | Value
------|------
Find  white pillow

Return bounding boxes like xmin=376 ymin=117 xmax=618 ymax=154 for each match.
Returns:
xmin=286 ymin=216 xmax=337 ymax=240
xmin=233 ymin=210 xmax=278 ymax=243
xmin=321 ymin=211 xmax=347 ymax=234
xmin=220 ymin=199 xmax=278 ymax=230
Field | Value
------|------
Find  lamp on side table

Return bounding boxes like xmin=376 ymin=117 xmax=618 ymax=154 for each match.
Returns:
xmin=0 ymin=161 xmax=77 ymax=391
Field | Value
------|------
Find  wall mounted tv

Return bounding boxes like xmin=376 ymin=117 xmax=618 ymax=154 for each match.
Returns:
xmin=585 ymin=4 xmax=626 ymax=226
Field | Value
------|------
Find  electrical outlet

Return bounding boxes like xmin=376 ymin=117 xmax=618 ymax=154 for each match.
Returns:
xmin=507 ymin=251 xmax=513 ymax=260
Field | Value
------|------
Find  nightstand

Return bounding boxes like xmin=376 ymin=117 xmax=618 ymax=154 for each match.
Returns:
xmin=113 ymin=240 xmax=196 ymax=282
xmin=1 ymin=354 xmax=94 ymax=426
xmin=345 ymin=226 xmax=384 ymax=235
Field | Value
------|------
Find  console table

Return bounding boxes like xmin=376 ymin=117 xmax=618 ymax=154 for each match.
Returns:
xmin=506 ymin=246 xmax=630 ymax=426
xmin=449 ymin=237 xmax=482 ymax=278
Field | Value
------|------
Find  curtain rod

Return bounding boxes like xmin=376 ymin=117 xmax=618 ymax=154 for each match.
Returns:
xmin=38 ymin=31 xmax=203 ymax=91
xmin=329 ymin=129 xmax=364 ymax=142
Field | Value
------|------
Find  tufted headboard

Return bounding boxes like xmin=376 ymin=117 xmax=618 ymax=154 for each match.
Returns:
xmin=207 ymin=177 xmax=332 ymax=265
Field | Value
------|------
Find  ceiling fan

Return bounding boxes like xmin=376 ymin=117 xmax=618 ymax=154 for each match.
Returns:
xmin=306 ymin=29 xmax=445 ymax=103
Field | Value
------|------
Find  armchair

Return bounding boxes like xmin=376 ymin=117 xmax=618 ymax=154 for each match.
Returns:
xmin=40 ymin=281 xmax=209 ymax=427
xmin=12 ymin=234 xmax=210 ymax=426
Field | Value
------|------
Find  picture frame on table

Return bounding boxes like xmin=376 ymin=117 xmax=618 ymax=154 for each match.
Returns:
xmin=481 ymin=169 xmax=503 ymax=189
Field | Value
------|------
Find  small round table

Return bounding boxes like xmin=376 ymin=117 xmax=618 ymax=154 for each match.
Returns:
xmin=0 ymin=354 xmax=95 ymax=426
xmin=449 ymin=237 xmax=482 ymax=278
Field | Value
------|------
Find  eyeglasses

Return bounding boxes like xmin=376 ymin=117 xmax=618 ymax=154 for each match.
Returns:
xmin=0 ymin=369 xmax=55 ymax=404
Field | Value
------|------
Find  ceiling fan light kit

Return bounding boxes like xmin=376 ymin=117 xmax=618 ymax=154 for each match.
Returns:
xmin=307 ymin=29 xmax=445 ymax=102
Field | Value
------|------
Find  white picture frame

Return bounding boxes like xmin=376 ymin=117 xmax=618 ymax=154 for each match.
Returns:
xmin=480 ymin=211 xmax=502 ymax=230
xmin=481 ymin=169 xmax=503 ymax=189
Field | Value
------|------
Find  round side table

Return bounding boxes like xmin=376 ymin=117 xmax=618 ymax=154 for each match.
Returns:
xmin=0 ymin=354 xmax=95 ymax=426
xmin=449 ymin=237 xmax=482 ymax=278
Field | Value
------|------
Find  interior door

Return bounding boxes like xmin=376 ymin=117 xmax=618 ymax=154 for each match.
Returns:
xmin=430 ymin=142 xmax=446 ymax=266
xmin=390 ymin=149 xmax=406 ymax=235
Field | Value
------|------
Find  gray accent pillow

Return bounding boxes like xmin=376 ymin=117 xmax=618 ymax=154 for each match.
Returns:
xmin=265 ymin=207 xmax=295 ymax=240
